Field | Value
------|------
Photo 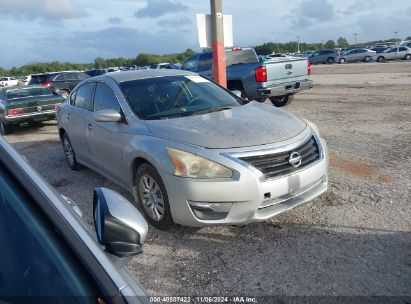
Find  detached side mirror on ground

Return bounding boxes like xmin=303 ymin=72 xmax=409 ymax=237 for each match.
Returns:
xmin=93 ymin=187 xmax=148 ymax=257
xmin=93 ymin=109 xmax=122 ymax=122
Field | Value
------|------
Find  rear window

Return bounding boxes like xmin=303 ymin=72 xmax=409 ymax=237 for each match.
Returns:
xmin=6 ymin=88 xmax=54 ymax=100
xmin=225 ymin=49 xmax=258 ymax=66
xmin=28 ymin=75 xmax=50 ymax=85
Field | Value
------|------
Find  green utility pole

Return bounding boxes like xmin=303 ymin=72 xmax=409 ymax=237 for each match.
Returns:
xmin=210 ymin=0 xmax=227 ymax=88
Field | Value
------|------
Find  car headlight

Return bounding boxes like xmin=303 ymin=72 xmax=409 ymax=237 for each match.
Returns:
xmin=302 ymin=118 xmax=320 ymax=136
xmin=167 ymin=148 xmax=233 ymax=179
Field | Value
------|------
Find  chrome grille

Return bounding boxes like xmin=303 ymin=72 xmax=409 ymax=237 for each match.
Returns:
xmin=239 ymin=136 xmax=320 ymax=179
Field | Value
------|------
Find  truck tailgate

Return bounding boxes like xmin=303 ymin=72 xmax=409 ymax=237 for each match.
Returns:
xmin=265 ymin=57 xmax=308 ymax=83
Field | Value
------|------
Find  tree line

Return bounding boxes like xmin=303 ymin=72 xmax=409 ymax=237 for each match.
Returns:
xmin=1 ymin=36 xmax=410 ymax=77
xmin=0 ymin=49 xmax=196 ymax=77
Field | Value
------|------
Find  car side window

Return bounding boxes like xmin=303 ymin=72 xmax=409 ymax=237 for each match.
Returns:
xmin=399 ymin=47 xmax=407 ymax=52
xmin=77 ymin=73 xmax=90 ymax=80
xmin=70 ymin=89 xmax=78 ymax=105
xmin=197 ymin=53 xmax=213 ymax=72
xmin=73 ymin=83 xmax=95 ymax=111
xmin=0 ymin=163 xmax=100 ymax=301
xmin=182 ymin=56 xmax=198 ymax=72
xmin=55 ymin=74 xmax=65 ymax=81
xmin=388 ymin=48 xmax=397 ymax=53
xmin=94 ymin=83 xmax=121 ymax=113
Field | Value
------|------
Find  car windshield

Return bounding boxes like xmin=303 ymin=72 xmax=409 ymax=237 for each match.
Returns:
xmin=119 ymin=75 xmax=245 ymax=120
xmin=6 ymin=87 xmax=54 ymax=100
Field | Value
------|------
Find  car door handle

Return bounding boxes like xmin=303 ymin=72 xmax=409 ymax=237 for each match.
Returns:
xmin=87 ymin=123 xmax=93 ymax=130
xmin=65 ymin=113 xmax=71 ymax=120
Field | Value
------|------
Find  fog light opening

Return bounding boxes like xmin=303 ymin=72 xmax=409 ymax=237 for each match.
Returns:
xmin=188 ymin=201 xmax=233 ymax=220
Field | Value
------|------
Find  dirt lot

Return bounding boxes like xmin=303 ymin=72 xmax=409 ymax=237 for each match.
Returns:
xmin=4 ymin=61 xmax=411 ymax=298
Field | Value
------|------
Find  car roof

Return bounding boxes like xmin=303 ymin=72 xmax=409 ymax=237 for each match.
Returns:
xmin=96 ymin=69 xmax=197 ymax=83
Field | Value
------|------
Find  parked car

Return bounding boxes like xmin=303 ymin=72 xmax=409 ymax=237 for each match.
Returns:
xmin=57 ymin=70 xmax=328 ymax=230
xmin=335 ymin=48 xmax=376 ymax=63
xmin=370 ymin=46 xmax=390 ymax=54
xmin=400 ymin=40 xmax=411 ymax=48
xmin=0 ymin=77 xmax=19 ymax=87
xmin=150 ymin=62 xmax=172 ymax=69
xmin=308 ymin=49 xmax=340 ymax=64
xmin=0 ymin=135 xmax=149 ymax=302
xmin=18 ymin=75 xmax=31 ymax=85
xmin=84 ymin=69 xmax=108 ymax=77
xmin=293 ymin=51 xmax=314 ymax=58
xmin=374 ymin=46 xmax=411 ymax=62
xmin=28 ymin=72 xmax=90 ymax=98
xmin=266 ymin=53 xmax=289 ymax=58
xmin=182 ymin=47 xmax=312 ymax=107
xmin=0 ymin=86 xmax=65 ymax=135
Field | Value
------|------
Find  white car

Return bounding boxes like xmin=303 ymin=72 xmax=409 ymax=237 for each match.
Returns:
xmin=374 ymin=46 xmax=411 ymax=62
xmin=19 ymin=75 xmax=32 ymax=85
xmin=0 ymin=77 xmax=19 ymax=87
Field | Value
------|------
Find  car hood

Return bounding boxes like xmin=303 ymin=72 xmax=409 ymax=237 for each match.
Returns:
xmin=144 ymin=102 xmax=307 ymax=149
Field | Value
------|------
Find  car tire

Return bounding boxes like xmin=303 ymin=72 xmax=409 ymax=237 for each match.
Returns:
xmin=0 ymin=121 xmax=13 ymax=135
xmin=326 ymin=57 xmax=334 ymax=64
xmin=405 ymin=54 xmax=411 ymax=60
xmin=339 ymin=58 xmax=346 ymax=64
xmin=59 ymin=89 xmax=70 ymax=99
xmin=270 ymin=95 xmax=294 ymax=107
xmin=62 ymin=132 xmax=81 ymax=171
xmin=377 ymin=56 xmax=385 ymax=62
xmin=136 ymin=163 xmax=174 ymax=230
xmin=364 ymin=56 xmax=371 ymax=62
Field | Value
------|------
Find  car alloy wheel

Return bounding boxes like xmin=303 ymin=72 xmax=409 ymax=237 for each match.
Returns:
xmin=62 ymin=133 xmax=80 ymax=170
xmin=139 ymin=174 xmax=165 ymax=221
xmin=364 ymin=56 xmax=371 ymax=62
xmin=339 ymin=58 xmax=346 ymax=64
xmin=405 ymin=54 xmax=411 ymax=60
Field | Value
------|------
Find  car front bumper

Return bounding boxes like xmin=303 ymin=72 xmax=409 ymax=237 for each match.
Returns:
xmin=257 ymin=79 xmax=313 ymax=98
xmin=162 ymin=136 xmax=328 ymax=227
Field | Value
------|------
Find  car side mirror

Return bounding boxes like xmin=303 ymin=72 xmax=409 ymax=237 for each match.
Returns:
xmin=231 ymin=90 xmax=242 ymax=98
xmin=93 ymin=109 xmax=122 ymax=122
xmin=93 ymin=188 xmax=148 ymax=257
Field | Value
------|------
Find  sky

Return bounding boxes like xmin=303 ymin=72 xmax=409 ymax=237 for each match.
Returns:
xmin=0 ymin=0 xmax=410 ymax=68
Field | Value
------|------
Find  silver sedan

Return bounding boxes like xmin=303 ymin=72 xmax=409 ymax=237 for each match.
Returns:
xmin=335 ymin=48 xmax=376 ymax=64
xmin=57 ymin=70 xmax=328 ymax=230
xmin=374 ymin=46 xmax=411 ymax=62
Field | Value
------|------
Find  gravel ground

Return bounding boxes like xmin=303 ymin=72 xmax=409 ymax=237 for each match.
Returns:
xmin=4 ymin=61 xmax=411 ymax=298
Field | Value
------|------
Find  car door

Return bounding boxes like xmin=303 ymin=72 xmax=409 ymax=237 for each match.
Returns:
xmin=309 ymin=51 xmax=320 ymax=63
xmin=86 ymin=82 xmax=129 ymax=186
xmin=65 ymin=82 xmax=95 ymax=164
xmin=398 ymin=47 xmax=408 ymax=58
xmin=0 ymin=162 xmax=105 ymax=302
xmin=386 ymin=47 xmax=398 ymax=59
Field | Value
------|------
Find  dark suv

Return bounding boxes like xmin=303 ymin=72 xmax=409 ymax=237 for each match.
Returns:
xmin=308 ymin=49 xmax=341 ymax=64
xmin=28 ymin=72 xmax=90 ymax=98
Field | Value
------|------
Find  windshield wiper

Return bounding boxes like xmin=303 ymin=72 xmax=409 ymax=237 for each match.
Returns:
xmin=190 ymin=106 xmax=231 ymax=116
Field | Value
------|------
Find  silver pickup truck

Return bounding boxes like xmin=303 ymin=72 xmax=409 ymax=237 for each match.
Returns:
xmin=182 ymin=48 xmax=312 ymax=107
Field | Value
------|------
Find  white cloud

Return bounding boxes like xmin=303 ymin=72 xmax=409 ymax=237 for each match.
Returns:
xmin=0 ymin=0 xmax=87 ymax=20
